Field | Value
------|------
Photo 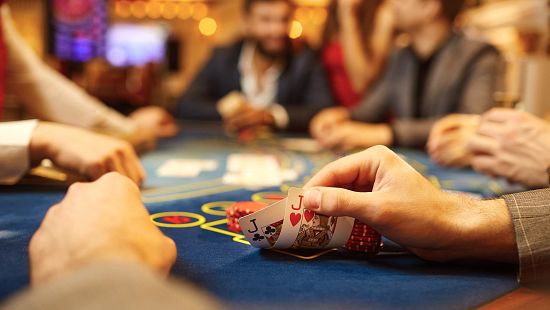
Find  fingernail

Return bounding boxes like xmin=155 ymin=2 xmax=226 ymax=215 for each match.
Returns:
xmin=305 ymin=189 xmax=322 ymax=210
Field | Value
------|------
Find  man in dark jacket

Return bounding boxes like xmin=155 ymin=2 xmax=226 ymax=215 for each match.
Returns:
xmin=176 ymin=0 xmax=334 ymax=132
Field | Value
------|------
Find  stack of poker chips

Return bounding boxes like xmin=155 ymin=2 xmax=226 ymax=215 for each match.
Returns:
xmin=343 ymin=219 xmax=382 ymax=254
xmin=226 ymin=201 xmax=267 ymax=233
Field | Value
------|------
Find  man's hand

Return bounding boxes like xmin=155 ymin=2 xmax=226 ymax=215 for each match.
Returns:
xmin=223 ymin=104 xmax=275 ymax=133
xmin=130 ymin=106 xmax=179 ymax=138
xmin=29 ymin=173 xmax=177 ymax=285
xmin=468 ymin=108 xmax=550 ymax=189
xmin=427 ymin=114 xmax=480 ymax=168
xmin=303 ymin=146 xmax=517 ymax=263
xmin=30 ymin=122 xmax=146 ymax=185
xmin=309 ymin=107 xmax=351 ymax=140
xmin=316 ymin=121 xmax=393 ymax=152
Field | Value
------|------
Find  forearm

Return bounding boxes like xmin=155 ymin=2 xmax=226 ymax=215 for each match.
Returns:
xmin=3 ymin=6 xmax=137 ymax=137
xmin=340 ymin=17 xmax=376 ymax=94
xmin=2 ymin=261 xmax=222 ymax=310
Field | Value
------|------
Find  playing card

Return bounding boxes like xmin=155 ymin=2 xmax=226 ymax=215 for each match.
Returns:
xmin=239 ymin=199 xmax=286 ymax=248
xmin=273 ymin=187 xmax=305 ymax=249
xmin=281 ymin=138 xmax=322 ymax=153
xmin=240 ymin=187 xmax=357 ymax=250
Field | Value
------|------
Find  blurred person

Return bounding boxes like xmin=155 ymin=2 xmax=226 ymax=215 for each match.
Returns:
xmin=310 ymin=0 xmax=500 ymax=151
xmin=0 ymin=120 xmax=145 ymax=185
xmin=303 ymin=146 xmax=550 ymax=285
xmin=1 ymin=173 xmax=220 ymax=309
xmin=1 ymin=4 xmax=178 ymax=150
xmin=429 ymin=108 xmax=550 ymax=189
xmin=319 ymin=0 xmax=394 ymax=108
xmin=176 ymin=0 xmax=334 ymax=133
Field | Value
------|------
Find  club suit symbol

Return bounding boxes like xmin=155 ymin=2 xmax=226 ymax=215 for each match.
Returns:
xmin=252 ymin=233 xmax=265 ymax=242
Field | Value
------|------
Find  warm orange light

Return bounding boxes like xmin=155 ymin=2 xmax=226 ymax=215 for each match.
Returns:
xmin=199 ymin=17 xmax=217 ymax=37
xmin=289 ymin=20 xmax=303 ymax=39
xmin=311 ymin=7 xmax=327 ymax=25
xmin=162 ymin=2 xmax=178 ymax=19
xmin=115 ymin=1 xmax=131 ymax=18
xmin=178 ymin=3 xmax=194 ymax=19
xmin=192 ymin=3 xmax=209 ymax=20
xmin=130 ymin=1 xmax=147 ymax=19
xmin=145 ymin=1 xmax=162 ymax=19
xmin=295 ymin=7 xmax=309 ymax=22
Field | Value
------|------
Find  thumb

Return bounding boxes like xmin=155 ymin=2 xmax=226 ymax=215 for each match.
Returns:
xmin=303 ymin=187 xmax=373 ymax=220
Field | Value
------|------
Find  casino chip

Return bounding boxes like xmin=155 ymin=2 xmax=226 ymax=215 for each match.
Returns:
xmin=226 ymin=201 xmax=267 ymax=233
xmin=343 ymin=219 xmax=381 ymax=254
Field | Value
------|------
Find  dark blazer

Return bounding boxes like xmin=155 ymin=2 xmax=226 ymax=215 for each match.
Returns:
xmin=176 ymin=40 xmax=334 ymax=132
xmin=351 ymin=33 xmax=501 ymax=148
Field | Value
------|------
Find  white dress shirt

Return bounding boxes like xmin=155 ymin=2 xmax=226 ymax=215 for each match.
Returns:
xmin=0 ymin=120 xmax=37 ymax=184
xmin=238 ymin=42 xmax=289 ymax=128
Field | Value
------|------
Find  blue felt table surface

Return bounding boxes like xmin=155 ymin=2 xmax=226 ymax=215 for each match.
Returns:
xmin=0 ymin=126 xmax=524 ymax=309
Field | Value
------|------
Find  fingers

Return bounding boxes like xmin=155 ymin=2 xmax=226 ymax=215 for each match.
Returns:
xmin=467 ymin=134 xmax=499 ymax=156
xmin=119 ymin=146 xmax=146 ymax=186
xmin=305 ymin=145 xmax=397 ymax=190
xmin=304 ymin=187 xmax=374 ymax=221
xmin=481 ymin=108 xmax=518 ymax=123
xmin=470 ymin=155 xmax=499 ymax=177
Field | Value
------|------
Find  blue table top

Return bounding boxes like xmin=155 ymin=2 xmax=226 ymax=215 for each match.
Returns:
xmin=0 ymin=126 xmax=524 ymax=309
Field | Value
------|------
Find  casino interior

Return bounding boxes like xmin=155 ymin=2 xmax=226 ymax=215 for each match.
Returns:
xmin=2 ymin=0 xmax=550 ymax=309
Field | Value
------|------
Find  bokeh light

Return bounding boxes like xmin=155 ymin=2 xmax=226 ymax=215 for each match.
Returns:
xmin=199 ymin=17 xmax=217 ymax=36
xmin=192 ymin=3 xmax=209 ymax=20
xmin=289 ymin=20 xmax=303 ymax=39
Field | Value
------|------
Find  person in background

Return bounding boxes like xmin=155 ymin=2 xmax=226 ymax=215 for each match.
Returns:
xmin=310 ymin=0 xmax=499 ymax=151
xmin=176 ymin=0 xmax=334 ymax=133
xmin=319 ymin=0 xmax=394 ymax=109
xmin=428 ymin=108 xmax=550 ymax=189
xmin=1 ymin=4 xmax=178 ymax=150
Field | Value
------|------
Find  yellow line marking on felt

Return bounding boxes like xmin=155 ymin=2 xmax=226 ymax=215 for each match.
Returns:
xmin=428 ymin=175 xmax=441 ymax=189
xmin=151 ymin=212 xmax=206 ymax=228
xmin=201 ymin=201 xmax=235 ymax=216
xmin=142 ymin=178 xmax=224 ymax=196
xmin=143 ymin=185 xmax=241 ymax=204
xmin=200 ymin=219 xmax=250 ymax=245
xmin=272 ymin=248 xmax=337 ymax=260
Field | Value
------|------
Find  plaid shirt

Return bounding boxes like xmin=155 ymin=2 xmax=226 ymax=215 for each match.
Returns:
xmin=503 ymin=189 xmax=550 ymax=284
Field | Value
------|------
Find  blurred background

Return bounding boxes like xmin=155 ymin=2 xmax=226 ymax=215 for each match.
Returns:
xmin=7 ymin=0 xmax=550 ymax=117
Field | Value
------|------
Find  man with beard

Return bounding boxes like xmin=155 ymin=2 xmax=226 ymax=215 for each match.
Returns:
xmin=176 ymin=0 xmax=334 ymax=133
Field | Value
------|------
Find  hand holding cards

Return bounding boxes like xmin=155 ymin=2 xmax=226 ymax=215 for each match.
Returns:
xmin=238 ymin=188 xmax=382 ymax=253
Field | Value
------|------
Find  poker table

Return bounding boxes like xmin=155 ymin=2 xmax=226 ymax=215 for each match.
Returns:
xmin=0 ymin=123 xmax=536 ymax=309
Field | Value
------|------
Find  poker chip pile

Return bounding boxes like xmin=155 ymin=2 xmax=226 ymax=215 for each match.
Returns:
xmin=226 ymin=201 xmax=267 ymax=233
xmin=343 ymin=219 xmax=382 ymax=254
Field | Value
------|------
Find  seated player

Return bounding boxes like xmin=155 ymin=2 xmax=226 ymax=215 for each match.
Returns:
xmin=1 ymin=173 xmax=220 ymax=309
xmin=303 ymin=146 xmax=549 ymax=284
xmin=3 ymin=149 xmax=550 ymax=308
xmin=320 ymin=0 xmax=394 ymax=108
xmin=176 ymin=0 xmax=334 ymax=132
xmin=1 ymin=4 xmax=178 ymax=150
xmin=310 ymin=0 xmax=500 ymax=151
xmin=0 ymin=121 xmax=145 ymax=185
xmin=428 ymin=108 xmax=550 ymax=189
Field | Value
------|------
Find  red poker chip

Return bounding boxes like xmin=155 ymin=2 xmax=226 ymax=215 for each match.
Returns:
xmin=226 ymin=201 xmax=267 ymax=233
xmin=346 ymin=240 xmax=380 ymax=247
xmin=347 ymin=235 xmax=380 ymax=243
xmin=343 ymin=246 xmax=380 ymax=253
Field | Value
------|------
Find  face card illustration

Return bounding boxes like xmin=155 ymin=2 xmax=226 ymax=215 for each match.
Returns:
xmin=273 ymin=187 xmax=305 ymax=249
xmin=261 ymin=220 xmax=283 ymax=246
xmin=292 ymin=213 xmax=337 ymax=249
xmin=239 ymin=199 xmax=286 ymax=248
